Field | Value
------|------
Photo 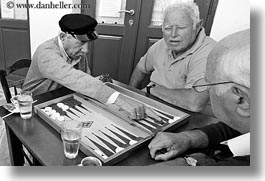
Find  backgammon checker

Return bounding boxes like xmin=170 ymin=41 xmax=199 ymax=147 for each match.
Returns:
xmin=34 ymin=83 xmax=190 ymax=165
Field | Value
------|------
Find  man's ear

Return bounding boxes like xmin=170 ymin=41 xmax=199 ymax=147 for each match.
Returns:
xmin=198 ymin=19 xmax=203 ymax=28
xmin=232 ymin=85 xmax=250 ymax=117
xmin=195 ymin=19 xmax=203 ymax=34
xmin=59 ymin=32 xmax=67 ymax=41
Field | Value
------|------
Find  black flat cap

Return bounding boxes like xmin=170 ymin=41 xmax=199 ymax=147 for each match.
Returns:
xmin=59 ymin=14 xmax=98 ymax=41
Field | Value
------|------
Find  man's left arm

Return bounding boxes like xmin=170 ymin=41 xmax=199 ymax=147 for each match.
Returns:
xmin=149 ymin=86 xmax=209 ymax=112
xmin=149 ymin=49 xmax=212 ymax=112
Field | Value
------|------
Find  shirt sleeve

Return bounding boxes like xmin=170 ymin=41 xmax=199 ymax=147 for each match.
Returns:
xmin=137 ymin=51 xmax=155 ymax=74
xmin=137 ymin=40 xmax=163 ymax=74
xmin=137 ymin=54 xmax=151 ymax=74
xmin=198 ymin=122 xmax=241 ymax=148
xmin=37 ymin=49 xmax=115 ymax=103
xmin=185 ymin=42 xmax=217 ymax=88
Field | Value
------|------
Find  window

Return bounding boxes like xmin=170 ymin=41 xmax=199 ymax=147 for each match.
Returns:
xmin=95 ymin=0 xmax=126 ymax=24
xmin=151 ymin=0 xmax=194 ymax=26
xmin=0 ymin=0 xmax=27 ymax=20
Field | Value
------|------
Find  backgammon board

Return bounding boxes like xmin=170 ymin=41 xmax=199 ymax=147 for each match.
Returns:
xmin=34 ymin=83 xmax=190 ymax=165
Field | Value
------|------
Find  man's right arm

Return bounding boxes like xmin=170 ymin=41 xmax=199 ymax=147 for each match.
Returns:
xmin=129 ymin=49 xmax=154 ymax=89
xmin=129 ymin=64 xmax=147 ymax=89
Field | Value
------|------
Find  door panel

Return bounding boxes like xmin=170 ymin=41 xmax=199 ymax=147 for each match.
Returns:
xmin=2 ymin=25 xmax=30 ymax=67
xmin=92 ymin=35 xmax=122 ymax=78
xmin=0 ymin=0 xmax=30 ymax=78
xmin=0 ymin=20 xmax=30 ymax=76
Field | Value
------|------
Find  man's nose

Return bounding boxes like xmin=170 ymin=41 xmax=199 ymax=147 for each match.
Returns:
xmin=171 ymin=27 xmax=178 ymax=37
xmin=81 ymin=42 xmax=89 ymax=53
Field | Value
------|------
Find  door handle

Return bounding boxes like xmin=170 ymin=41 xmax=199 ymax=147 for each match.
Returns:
xmin=118 ymin=9 xmax=135 ymax=15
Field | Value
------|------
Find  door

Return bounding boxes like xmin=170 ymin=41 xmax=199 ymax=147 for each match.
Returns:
xmin=83 ymin=0 xmax=218 ymax=84
xmin=0 ymin=0 xmax=31 ymax=78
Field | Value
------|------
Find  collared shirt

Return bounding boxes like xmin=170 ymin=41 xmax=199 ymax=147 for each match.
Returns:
xmin=23 ymin=36 xmax=115 ymax=103
xmin=137 ymin=28 xmax=217 ymax=89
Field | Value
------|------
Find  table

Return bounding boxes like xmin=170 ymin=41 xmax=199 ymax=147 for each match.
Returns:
xmin=0 ymin=82 xmax=217 ymax=166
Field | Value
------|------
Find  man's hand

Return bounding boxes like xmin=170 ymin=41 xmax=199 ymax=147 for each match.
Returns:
xmin=114 ymin=94 xmax=161 ymax=121
xmin=114 ymin=95 xmax=145 ymax=119
xmin=148 ymin=132 xmax=192 ymax=161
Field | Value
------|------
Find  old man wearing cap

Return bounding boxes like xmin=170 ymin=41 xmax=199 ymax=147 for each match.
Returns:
xmin=23 ymin=14 xmax=159 ymax=120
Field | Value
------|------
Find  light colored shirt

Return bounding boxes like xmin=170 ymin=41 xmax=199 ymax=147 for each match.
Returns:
xmin=137 ymin=28 xmax=217 ymax=89
xmin=23 ymin=36 xmax=115 ymax=103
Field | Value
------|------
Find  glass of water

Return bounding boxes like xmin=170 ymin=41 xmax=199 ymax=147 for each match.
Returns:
xmin=61 ymin=119 xmax=82 ymax=159
xmin=17 ymin=91 xmax=33 ymax=119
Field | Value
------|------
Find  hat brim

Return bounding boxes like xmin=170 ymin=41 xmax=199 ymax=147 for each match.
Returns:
xmin=75 ymin=31 xmax=99 ymax=42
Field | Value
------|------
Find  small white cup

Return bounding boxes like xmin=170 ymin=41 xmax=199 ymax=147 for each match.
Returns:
xmin=80 ymin=156 xmax=102 ymax=166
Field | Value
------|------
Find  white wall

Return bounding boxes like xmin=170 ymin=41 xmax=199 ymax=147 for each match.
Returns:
xmin=29 ymin=0 xmax=80 ymax=55
xmin=210 ymin=0 xmax=250 ymax=41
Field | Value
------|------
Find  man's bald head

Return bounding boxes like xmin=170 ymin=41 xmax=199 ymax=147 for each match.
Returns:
xmin=205 ymin=29 xmax=250 ymax=133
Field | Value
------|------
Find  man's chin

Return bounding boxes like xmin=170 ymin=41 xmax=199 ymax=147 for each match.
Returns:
xmin=170 ymin=46 xmax=190 ymax=55
xmin=168 ymin=44 xmax=182 ymax=50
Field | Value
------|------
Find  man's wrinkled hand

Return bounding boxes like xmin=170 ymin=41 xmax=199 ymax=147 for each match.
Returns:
xmin=148 ymin=132 xmax=192 ymax=161
xmin=145 ymin=108 xmax=162 ymax=122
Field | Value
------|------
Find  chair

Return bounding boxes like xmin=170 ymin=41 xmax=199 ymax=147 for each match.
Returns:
xmin=0 ymin=58 xmax=31 ymax=103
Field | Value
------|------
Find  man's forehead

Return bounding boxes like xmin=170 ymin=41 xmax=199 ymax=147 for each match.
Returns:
xmin=164 ymin=9 xmax=193 ymax=25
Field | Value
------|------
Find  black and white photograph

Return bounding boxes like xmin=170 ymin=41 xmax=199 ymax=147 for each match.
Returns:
xmin=0 ymin=0 xmax=261 ymax=180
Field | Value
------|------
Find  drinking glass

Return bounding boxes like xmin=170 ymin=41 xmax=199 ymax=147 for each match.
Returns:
xmin=17 ymin=91 xmax=33 ymax=119
xmin=61 ymin=119 xmax=82 ymax=159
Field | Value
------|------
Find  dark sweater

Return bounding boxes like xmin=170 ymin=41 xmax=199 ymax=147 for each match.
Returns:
xmin=196 ymin=122 xmax=250 ymax=166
